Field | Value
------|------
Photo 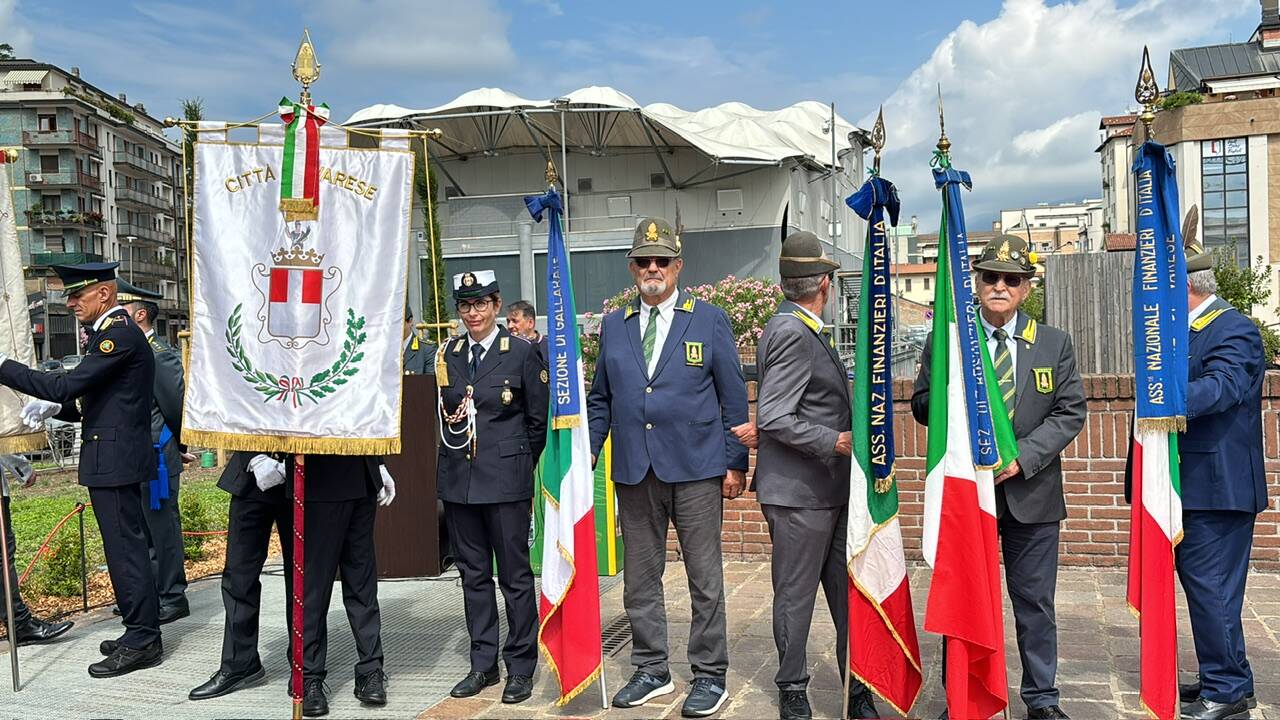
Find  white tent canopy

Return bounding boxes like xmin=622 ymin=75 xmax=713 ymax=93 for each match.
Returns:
xmin=344 ymin=86 xmax=865 ymax=181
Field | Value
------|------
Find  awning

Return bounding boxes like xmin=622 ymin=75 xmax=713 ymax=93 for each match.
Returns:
xmin=2 ymin=70 xmax=49 ymax=85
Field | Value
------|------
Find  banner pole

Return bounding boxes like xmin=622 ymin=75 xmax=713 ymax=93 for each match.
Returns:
xmin=0 ymin=491 xmax=21 ymax=691
xmin=291 ymin=455 xmax=305 ymax=719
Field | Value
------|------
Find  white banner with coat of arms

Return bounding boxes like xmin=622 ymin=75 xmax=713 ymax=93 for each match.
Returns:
xmin=183 ymin=123 xmax=413 ymax=454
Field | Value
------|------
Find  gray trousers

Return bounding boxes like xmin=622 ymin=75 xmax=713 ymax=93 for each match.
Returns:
xmin=616 ymin=473 xmax=728 ymax=680
xmin=140 ymin=472 xmax=188 ymax=608
xmin=1000 ymin=515 xmax=1060 ymax=710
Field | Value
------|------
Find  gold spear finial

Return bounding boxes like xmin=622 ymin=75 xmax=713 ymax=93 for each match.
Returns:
xmin=1135 ymin=45 xmax=1159 ymax=140
xmin=545 ymin=159 xmax=559 ymax=188
xmin=292 ymin=29 xmax=321 ymax=105
xmin=936 ymin=85 xmax=951 ymax=157
xmin=870 ymin=105 xmax=886 ymax=175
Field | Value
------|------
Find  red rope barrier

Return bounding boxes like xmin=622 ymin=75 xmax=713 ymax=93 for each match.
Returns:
xmin=181 ymin=530 xmax=229 ymax=537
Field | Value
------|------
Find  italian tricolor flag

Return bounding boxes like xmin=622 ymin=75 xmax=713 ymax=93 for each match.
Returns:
xmin=278 ymin=97 xmax=330 ymax=221
xmin=921 ymin=190 xmax=1014 ymax=720
xmin=530 ymin=190 xmax=602 ymax=705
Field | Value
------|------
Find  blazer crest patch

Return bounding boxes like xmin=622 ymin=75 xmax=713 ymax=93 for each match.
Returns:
xmin=685 ymin=340 xmax=704 ymax=366
xmin=1033 ymin=367 xmax=1054 ymax=394
xmin=99 ymin=339 xmax=115 ymax=354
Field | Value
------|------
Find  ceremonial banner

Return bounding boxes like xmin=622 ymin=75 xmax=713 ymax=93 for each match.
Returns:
xmin=527 ymin=189 xmax=603 ymax=704
xmin=1126 ymin=140 xmax=1187 ymax=720
xmin=0 ymin=153 xmax=45 ymax=453
xmin=184 ymin=123 xmax=414 ymax=453
xmin=845 ymin=177 xmax=922 ymax=715
xmin=922 ymin=165 xmax=1014 ymax=720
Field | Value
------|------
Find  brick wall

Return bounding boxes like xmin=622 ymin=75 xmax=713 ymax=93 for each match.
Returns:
xmin=713 ymin=373 xmax=1280 ymax=571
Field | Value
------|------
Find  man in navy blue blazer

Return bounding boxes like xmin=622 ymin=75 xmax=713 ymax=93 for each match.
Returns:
xmin=588 ymin=217 xmax=749 ymax=718
xmin=1175 ymin=243 xmax=1269 ymax=720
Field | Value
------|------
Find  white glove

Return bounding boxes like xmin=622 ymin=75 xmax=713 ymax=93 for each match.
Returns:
xmin=21 ymin=399 xmax=61 ymax=429
xmin=377 ymin=465 xmax=396 ymax=507
xmin=247 ymin=454 xmax=285 ymax=492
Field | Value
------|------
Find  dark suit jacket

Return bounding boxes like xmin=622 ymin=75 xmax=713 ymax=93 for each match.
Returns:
xmin=0 ymin=308 xmax=156 ymax=488
xmin=147 ymin=332 xmax=184 ymax=478
xmin=218 ymin=451 xmax=287 ymax=502
xmin=912 ymin=311 xmax=1087 ymax=523
xmin=402 ymin=335 xmax=437 ymax=375
xmin=752 ymin=303 xmax=851 ymax=508
xmin=587 ymin=292 xmax=750 ymax=485
xmin=437 ymin=326 xmax=548 ymax=504
xmin=285 ymin=454 xmax=382 ymax=503
xmin=1181 ymin=298 xmax=1267 ymax=513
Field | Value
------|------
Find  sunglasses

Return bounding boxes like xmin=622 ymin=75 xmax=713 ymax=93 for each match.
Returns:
xmin=632 ymin=257 xmax=672 ymax=269
xmin=980 ymin=271 xmax=1025 ymax=288
xmin=456 ymin=298 xmax=494 ymax=314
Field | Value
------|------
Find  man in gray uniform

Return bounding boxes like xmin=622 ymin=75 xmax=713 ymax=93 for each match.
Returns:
xmin=119 ymin=280 xmax=189 ymax=623
xmin=402 ymin=305 xmax=436 ymax=375
xmin=911 ymin=235 xmax=1086 ymax=719
xmin=751 ymin=231 xmax=877 ymax=720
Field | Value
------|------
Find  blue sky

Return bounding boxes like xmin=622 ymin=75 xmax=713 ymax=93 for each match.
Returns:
xmin=2 ymin=0 xmax=1265 ymax=228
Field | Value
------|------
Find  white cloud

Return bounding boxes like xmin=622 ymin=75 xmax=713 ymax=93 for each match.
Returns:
xmin=521 ymin=0 xmax=564 ymax=17
xmin=0 ymin=0 xmax=34 ymax=56
xmin=318 ymin=0 xmax=517 ymax=75
xmin=874 ymin=0 xmax=1254 ymax=230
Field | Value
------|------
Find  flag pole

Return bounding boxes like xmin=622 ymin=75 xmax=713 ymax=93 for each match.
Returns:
xmin=0 ymin=150 xmax=21 ymax=692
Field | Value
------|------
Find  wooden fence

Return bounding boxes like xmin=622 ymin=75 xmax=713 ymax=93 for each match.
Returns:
xmin=1044 ymin=252 xmax=1135 ymax=375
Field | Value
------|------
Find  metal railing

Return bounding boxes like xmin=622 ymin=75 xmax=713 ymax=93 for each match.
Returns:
xmin=24 ymin=171 xmax=101 ymax=191
xmin=114 ymin=186 xmax=172 ymax=210
xmin=22 ymin=130 xmax=100 ymax=154
xmin=31 ymin=252 xmax=105 ymax=267
xmin=112 ymin=152 xmax=171 ymax=180
xmin=117 ymin=222 xmax=173 ymax=244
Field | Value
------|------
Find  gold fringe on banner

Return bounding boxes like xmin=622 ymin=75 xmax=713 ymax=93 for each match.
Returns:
xmin=182 ymin=429 xmax=400 ymax=456
xmin=1136 ymin=416 xmax=1186 ymax=434
xmin=0 ymin=432 xmax=47 ymax=454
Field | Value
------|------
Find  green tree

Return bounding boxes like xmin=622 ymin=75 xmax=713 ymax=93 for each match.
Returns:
xmin=414 ymin=148 xmax=449 ymax=340
xmin=1022 ymin=284 xmax=1045 ymax=323
xmin=177 ymin=98 xmax=203 ymax=322
xmin=0 ymin=43 xmax=14 ymax=60
xmin=1213 ymin=248 xmax=1280 ymax=364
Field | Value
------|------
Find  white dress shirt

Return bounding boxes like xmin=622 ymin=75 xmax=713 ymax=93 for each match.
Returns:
xmin=638 ymin=291 xmax=679 ymax=377
xmin=1188 ymin=293 xmax=1218 ymax=328
xmin=980 ymin=311 xmax=1020 ymax=389
xmin=467 ymin=323 xmax=500 ymax=363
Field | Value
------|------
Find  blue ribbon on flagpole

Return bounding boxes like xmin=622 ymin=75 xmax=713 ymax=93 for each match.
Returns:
xmin=934 ymin=166 xmax=1000 ymax=468
xmin=525 ymin=188 xmax=583 ymax=427
xmin=847 ymin=176 xmax=900 ymax=488
xmin=1131 ymin=141 xmax=1188 ymax=429
xmin=150 ymin=425 xmax=172 ymax=510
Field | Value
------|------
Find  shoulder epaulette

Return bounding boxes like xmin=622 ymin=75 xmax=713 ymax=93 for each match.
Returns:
xmin=1019 ymin=318 xmax=1037 ymax=344
xmin=451 ymin=337 xmax=466 ymax=354
xmin=409 ymin=336 xmax=420 ymax=351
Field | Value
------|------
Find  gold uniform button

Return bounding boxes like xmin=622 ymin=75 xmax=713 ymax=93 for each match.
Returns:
xmin=465 ymin=454 xmax=471 ymax=461
xmin=645 ymin=423 xmax=653 ymax=430
xmin=92 ymin=434 xmax=99 ymax=440
xmin=645 ymin=387 xmax=653 ymax=394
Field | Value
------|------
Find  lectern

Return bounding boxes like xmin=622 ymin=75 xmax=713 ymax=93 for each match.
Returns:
xmin=374 ymin=373 xmax=444 ymax=577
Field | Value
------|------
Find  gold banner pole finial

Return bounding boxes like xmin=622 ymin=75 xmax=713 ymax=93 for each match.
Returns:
xmin=870 ymin=105 xmax=886 ymax=175
xmin=936 ymin=84 xmax=951 ymax=158
xmin=1135 ymin=45 xmax=1159 ymax=141
xmin=292 ymin=29 xmax=321 ymax=106
xmin=545 ymin=159 xmax=559 ymax=189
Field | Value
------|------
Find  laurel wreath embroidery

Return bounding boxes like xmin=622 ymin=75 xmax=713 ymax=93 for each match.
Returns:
xmin=225 ymin=303 xmax=366 ymax=406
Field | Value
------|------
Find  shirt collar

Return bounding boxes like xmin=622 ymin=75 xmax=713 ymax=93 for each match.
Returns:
xmin=469 ymin=324 xmax=500 ymax=354
xmin=793 ymin=303 xmax=825 ymax=333
xmin=1188 ymin=293 xmax=1218 ymax=327
xmin=979 ymin=310 xmax=1018 ymax=339
xmin=93 ymin=306 xmax=126 ymax=332
xmin=641 ymin=290 xmax=679 ymax=318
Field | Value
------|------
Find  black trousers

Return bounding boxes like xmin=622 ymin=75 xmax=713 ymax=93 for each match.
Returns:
xmin=91 ymin=483 xmax=160 ymax=648
xmin=140 ymin=472 xmax=188 ymax=608
xmin=0 ymin=495 xmax=31 ymax=626
xmin=443 ymin=500 xmax=537 ymax=676
xmin=219 ymin=492 xmax=293 ymax=674
xmin=303 ymin=496 xmax=383 ymax=682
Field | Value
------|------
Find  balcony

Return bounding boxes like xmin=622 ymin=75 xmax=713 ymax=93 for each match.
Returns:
xmin=119 ymin=255 xmax=177 ymax=281
xmin=25 ymin=170 xmax=102 ymax=192
xmin=31 ymin=252 xmax=105 ymax=268
xmin=117 ymin=222 xmax=174 ymax=244
xmin=114 ymin=186 xmax=172 ymax=211
xmin=22 ymin=130 xmax=100 ymax=155
xmin=25 ymin=210 xmax=105 ymax=231
xmin=112 ymin=152 xmax=171 ymax=181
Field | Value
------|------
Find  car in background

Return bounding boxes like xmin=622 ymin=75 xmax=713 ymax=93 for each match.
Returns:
xmin=38 ymin=359 xmax=63 ymax=373
xmin=60 ymin=354 xmax=83 ymax=371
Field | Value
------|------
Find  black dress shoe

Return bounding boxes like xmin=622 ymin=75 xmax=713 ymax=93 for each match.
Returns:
xmin=13 ymin=617 xmax=73 ymax=646
xmin=189 ymin=665 xmax=267 ymax=700
xmin=88 ymin=640 xmax=163 ymax=678
xmin=779 ymin=689 xmax=812 ymax=720
xmin=1180 ymin=681 xmax=1256 ymax=709
xmin=1027 ymin=705 xmax=1070 ymax=719
xmin=354 ymin=669 xmax=388 ymax=706
xmin=847 ymin=687 xmax=879 ymax=719
xmin=451 ymin=668 xmax=499 ymax=698
xmin=302 ymin=678 xmax=329 ymax=717
xmin=158 ymin=603 xmax=190 ymax=625
xmin=502 ymin=674 xmax=533 ymax=704
xmin=99 ymin=639 xmax=119 ymax=656
xmin=1180 ymin=697 xmax=1250 ymax=720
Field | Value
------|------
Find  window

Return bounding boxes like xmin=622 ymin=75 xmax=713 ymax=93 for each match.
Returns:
xmin=924 ymin=277 xmax=931 ymax=291
xmin=38 ymin=115 xmax=56 ymax=132
xmin=1201 ymin=138 xmax=1248 ymax=266
xmin=606 ymin=196 xmax=632 ymax=218
xmin=39 ymin=155 xmax=59 ymax=173
xmin=905 ymin=278 xmax=913 ymax=292
xmin=718 ymin=188 xmax=744 ymax=212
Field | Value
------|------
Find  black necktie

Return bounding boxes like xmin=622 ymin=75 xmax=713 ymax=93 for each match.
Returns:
xmin=469 ymin=343 xmax=484 ymax=380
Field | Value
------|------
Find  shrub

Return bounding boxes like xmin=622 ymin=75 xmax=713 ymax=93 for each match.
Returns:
xmin=29 ymin=529 xmax=85 ymax=598
xmin=179 ymin=491 xmax=219 ymax=561
xmin=1158 ymin=91 xmax=1202 ymax=110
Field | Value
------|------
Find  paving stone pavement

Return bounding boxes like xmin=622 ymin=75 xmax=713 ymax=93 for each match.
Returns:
xmin=1 ymin=561 xmax=1277 ymax=718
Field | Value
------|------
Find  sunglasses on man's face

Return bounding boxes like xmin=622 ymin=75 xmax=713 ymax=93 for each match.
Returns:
xmin=632 ymin=257 xmax=671 ymax=269
xmin=980 ymin=271 xmax=1025 ymax=288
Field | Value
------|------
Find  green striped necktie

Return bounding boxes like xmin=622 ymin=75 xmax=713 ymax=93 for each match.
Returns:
xmin=992 ymin=327 xmax=1015 ymax=419
xmin=642 ymin=306 xmax=659 ymax=366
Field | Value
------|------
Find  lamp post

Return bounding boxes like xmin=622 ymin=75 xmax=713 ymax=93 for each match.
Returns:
xmin=124 ymin=234 xmax=136 ymax=283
